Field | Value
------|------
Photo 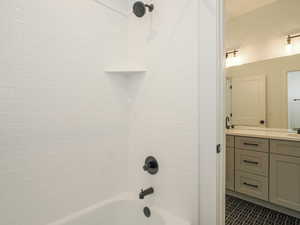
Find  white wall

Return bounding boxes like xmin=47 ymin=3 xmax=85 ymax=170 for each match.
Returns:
xmin=0 ymin=1 xmax=129 ymax=225
xmin=226 ymin=0 xmax=300 ymax=66
xmin=127 ymin=0 xmax=199 ymax=222
xmin=0 ymin=1 xmax=220 ymax=225
xmin=126 ymin=1 xmax=219 ymax=225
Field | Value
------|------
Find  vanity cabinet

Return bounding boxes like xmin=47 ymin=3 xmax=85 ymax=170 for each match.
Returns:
xmin=226 ymin=135 xmax=235 ymax=191
xmin=269 ymin=140 xmax=300 ymax=212
xmin=226 ymin=135 xmax=300 ymax=212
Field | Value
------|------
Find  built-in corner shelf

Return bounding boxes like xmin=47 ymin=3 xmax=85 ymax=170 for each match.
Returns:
xmin=104 ymin=67 xmax=147 ymax=74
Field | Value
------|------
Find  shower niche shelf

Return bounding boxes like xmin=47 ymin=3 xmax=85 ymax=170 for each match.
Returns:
xmin=104 ymin=67 xmax=147 ymax=74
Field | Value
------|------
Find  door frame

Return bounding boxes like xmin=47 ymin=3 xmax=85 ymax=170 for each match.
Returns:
xmin=198 ymin=0 xmax=225 ymax=224
xmin=217 ymin=0 xmax=225 ymax=224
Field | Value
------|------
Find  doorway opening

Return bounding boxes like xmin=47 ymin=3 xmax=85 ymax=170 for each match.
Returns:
xmin=222 ymin=0 xmax=300 ymax=224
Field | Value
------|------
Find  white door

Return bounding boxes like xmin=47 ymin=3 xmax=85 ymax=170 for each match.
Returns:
xmin=231 ymin=75 xmax=266 ymax=127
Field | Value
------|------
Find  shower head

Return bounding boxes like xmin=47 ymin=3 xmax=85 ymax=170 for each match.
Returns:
xmin=133 ymin=1 xmax=154 ymax=18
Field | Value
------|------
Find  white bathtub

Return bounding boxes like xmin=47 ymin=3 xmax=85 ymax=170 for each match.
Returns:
xmin=48 ymin=193 xmax=190 ymax=225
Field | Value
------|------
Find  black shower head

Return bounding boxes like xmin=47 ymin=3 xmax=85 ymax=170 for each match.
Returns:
xmin=133 ymin=1 xmax=154 ymax=18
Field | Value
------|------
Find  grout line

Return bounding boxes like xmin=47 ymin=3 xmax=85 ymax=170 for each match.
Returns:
xmin=93 ymin=0 xmax=129 ymax=17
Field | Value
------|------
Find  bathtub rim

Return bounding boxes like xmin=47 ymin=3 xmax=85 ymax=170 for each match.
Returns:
xmin=46 ymin=192 xmax=190 ymax=225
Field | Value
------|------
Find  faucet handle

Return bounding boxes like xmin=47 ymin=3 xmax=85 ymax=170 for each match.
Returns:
xmin=143 ymin=156 xmax=159 ymax=175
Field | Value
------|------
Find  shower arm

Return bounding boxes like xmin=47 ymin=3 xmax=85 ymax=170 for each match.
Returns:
xmin=145 ymin=4 xmax=154 ymax=12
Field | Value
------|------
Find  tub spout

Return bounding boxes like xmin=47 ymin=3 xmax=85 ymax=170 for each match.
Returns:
xmin=139 ymin=187 xmax=154 ymax=199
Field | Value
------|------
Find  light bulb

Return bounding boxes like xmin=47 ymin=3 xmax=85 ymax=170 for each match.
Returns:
xmin=286 ymin=43 xmax=293 ymax=54
xmin=226 ymin=56 xmax=241 ymax=67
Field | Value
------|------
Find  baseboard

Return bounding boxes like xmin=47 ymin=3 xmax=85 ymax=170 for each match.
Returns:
xmin=226 ymin=190 xmax=300 ymax=219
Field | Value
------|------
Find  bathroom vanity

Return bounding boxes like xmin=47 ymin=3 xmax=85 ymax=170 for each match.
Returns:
xmin=226 ymin=128 xmax=300 ymax=215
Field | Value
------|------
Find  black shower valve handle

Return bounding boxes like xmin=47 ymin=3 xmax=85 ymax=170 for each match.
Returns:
xmin=143 ymin=156 xmax=159 ymax=175
xmin=143 ymin=161 xmax=154 ymax=171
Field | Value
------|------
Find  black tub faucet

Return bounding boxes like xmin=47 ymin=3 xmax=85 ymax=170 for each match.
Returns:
xmin=139 ymin=187 xmax=154 ymax=199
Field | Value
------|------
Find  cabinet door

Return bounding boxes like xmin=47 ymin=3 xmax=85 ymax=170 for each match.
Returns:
xmin=270 ymin=154 xmax=300 ymax=211
xmin=226 ymin=147 xmax=235 ymax=191
xmin=232 ymin=75 xmax=266 ymax=127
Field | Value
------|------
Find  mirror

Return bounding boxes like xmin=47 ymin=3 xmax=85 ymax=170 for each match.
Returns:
xmin=226 ymin=58 xmax=300 ymax=130
xmin=225 ymin=53 xmax=300 ymax=130
xmin=226 ymin=64 xmax=300 ymax=130
xmin=288 ymin=71 xmax=300 ymax=131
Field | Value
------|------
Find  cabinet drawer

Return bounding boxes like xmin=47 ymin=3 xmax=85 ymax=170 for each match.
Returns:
xmin=226 ymin=135 xmax=235 ymax=147
xmin=235 ymin=150 xmax=269 ymax=177
xmin=235 ymin=171 xmax=269 ymax=201
xmin=270 ymin=140 xmax=300 ymax=158
xmin=235 ymin=137 xmax=269 ymax=153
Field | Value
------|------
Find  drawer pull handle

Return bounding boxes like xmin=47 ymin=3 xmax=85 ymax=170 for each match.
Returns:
xmin=243 ymin=143 xmax=259 ymax=147
xmin=243 ymin=160 xmax=259 ymax=165
xmin=243 ymin=182 xmax=258 ymax=188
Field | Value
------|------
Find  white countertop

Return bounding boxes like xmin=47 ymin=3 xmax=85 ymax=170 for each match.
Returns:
xmin=226 ymin=127 xmax=300 ymax=142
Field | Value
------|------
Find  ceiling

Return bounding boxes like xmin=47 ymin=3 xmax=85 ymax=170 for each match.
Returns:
xmin=225 ymin=0 xmax=279 ymax=19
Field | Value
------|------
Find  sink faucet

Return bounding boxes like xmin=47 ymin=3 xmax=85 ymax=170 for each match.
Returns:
xmin=225 ymin=116 xmax=231 ymax=129
xmin=139 ymin=187 xmax=154 ymax=199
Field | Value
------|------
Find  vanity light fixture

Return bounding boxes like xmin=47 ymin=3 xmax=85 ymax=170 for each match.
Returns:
xmin=225 ymin=49 xmax=239 ymax=58
xmin=287 ymin=34 xmax=300 ymax=45
xmin=225 ymin=49 xmax=240 ymax=67
xmin=286 ymin=34 xmax=300 ymax=53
